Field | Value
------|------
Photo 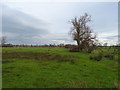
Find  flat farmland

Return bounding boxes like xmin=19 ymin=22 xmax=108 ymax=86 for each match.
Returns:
xmin=2 ymin=47 xmax=118 ymax=88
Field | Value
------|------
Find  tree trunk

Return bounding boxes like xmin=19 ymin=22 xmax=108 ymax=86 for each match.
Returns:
xmin=76 ymin=40 xmax=80 ymax=51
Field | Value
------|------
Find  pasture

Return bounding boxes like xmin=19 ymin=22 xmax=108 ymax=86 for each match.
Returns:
xmin=2 ymin=47 xmax=119 ymax=88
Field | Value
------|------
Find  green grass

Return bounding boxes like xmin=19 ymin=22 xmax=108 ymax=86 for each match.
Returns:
xmin=2 ymin=47 xmax=119 ymax=88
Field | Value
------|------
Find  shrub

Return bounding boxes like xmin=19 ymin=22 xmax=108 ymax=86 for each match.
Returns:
xmin=91 ymin=46 xmax=119 ymax=61
xmin=104 ymin=54 xmax=114 ymax=60
xmin=69 ymin=46 xmax=79 ymax=52
xmin=89 ymin=54 xmax=102 ymax=61
xmin=64 ymin=44 xmax=73 ymax=48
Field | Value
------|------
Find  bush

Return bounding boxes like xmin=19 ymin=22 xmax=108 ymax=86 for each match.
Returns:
xmin=64 ymin=44 xmax=75 ymax=48
xmin=90 ymin=47 xmax=119 ymax=61
xmin=89 ymin=54 xmax=102 ymax=61
xmin=104 ymin=54 xmax=114 ymax=60
xmin=69 ymin=46 xmax=79 ymax=52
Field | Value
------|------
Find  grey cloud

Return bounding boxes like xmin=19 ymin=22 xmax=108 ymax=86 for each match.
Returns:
xmin=2 ymin=5 xmax=75 ymax=45
xmin=2 ymin=5 xmax=50 ymax=44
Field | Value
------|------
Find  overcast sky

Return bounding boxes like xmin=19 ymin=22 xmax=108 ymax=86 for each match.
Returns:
xmin=1 ymin=2 xmax=118 ymax=45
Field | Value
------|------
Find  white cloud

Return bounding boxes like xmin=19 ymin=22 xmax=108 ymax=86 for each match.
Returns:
xmin=52 ymin=40 xmax=76 ymax=44
xmin=98 ymin=35 xmax=118 ymax=45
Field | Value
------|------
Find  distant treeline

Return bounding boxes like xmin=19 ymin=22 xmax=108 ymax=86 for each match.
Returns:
xmin=0 ymin=43 xmax=120 ymax=48
xmin=0 ymin=44 xmax=64 ymax=47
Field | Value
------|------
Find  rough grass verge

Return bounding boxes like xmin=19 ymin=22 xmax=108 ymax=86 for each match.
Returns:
xmin=2 ymin=52 xmax=77 ymax=64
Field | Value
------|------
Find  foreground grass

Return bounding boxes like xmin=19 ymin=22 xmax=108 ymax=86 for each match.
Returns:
xmin=2 ymin=47 xmax=118 ymax=88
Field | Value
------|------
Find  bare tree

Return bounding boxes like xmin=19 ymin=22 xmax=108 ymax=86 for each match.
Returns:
xmin=103 ymin=43 xmax=107 ymax=47
xmin=69 ymin=13 xmax=97 ymax=52
xmin=0 ymin=36 xmax=7 ymax=46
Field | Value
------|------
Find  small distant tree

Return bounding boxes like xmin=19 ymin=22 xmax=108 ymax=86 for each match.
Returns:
xmin=1 ymin=36 xmax=7 ymax=46
xmin=69 ymin=13 xmax=97 ymax=52
xmin=103 ymin=43 xmax=107 ymax=47
xmin=60 ymin=43 xmax=64 ymax=47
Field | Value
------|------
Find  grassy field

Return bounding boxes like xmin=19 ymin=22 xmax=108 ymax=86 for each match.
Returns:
xmin=2 ymin=47 xmax=119 ymax=88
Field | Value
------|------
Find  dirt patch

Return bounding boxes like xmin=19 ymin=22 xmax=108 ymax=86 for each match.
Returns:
xmin=2 ymin=66 xmax=15 ymax=73
xmin=4 ymin=67 xmax=15 ymax=69
xmin=2 ymin=60 xmax=13 ymax=64
xmin=2 ymin=70 xmax=10 ymax=73
xmin=2 ymin=52 xmax=77 ymax=63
